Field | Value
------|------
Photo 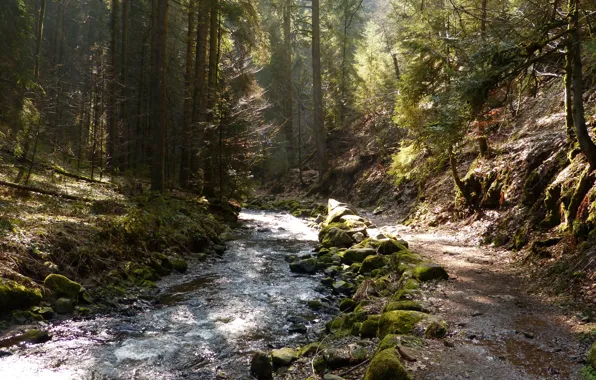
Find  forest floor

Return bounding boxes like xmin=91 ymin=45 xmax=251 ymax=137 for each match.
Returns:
xmin=367 ymin=216 xmax=592 ymax=379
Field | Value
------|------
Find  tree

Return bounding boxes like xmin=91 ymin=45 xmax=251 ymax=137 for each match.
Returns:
xmin=312 ymin=0 xmax=328 ymax=178
xmin=151 ymin=0 xmax=168 ymax=192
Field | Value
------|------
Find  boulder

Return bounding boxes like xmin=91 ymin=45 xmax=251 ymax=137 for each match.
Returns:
xmin=352 ymin=232 xmax=365 ymax=243
xmin=378 ymin=311 xmax=428 ymax=338
xmin=332 ymin=280 xmax=355 ymax=294
xmin=377 ymin=240 xmax=408 ymax=255
xmin=360 ymin=255 xmax=386 ymax=274
xmin=384 ymin=301 xmax=425 ymax=313
xmin=250 ymin=351 xmax=273 ymax=380
xmin=0 ymin=279 xmax=42 ymax=312
xmin=360 ymin=317 xmax=379 ymax=339
xmin=323 ymin=347 xmax=352 ymax=369
xmin=271 ymin=347 xmax=298 ymax=368
xmin=412 ymin=263 xmax=449 ymax=281
xmin=340 ymin=215 xmax=365 ymax=223
xmin=170 ymin=257 xmax=188 ymax=273
xmin=588 ymin=341 xmax=596 ymax=370
xmin=290 ymin=258 xmax=318 ymax=274
xmin=320 ymin=228 xmax=353 ymax=248
xmin=342 ymin=248 xmax=376 ymax=264
xmin=54 ymin=298 xmax=75 ymax=314
xmin=339 ymin=298 xmax=356 ymax=312
xmin=326 ymin=206 xmax=355 ymax=224
xmin=44 ymin=274 xmax=82 ymax=299
xmin=364 ymin=348 xmax=410 ymax=380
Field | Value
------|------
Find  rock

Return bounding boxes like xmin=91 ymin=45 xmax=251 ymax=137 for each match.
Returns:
xmin=324 ymin=375 xmax=345 ymax=380
xmin=321 ymin=228 xmax=353 ymax=248
xmin=360 ymin=255 xmax=386 ymax=274
xmin=339 ymin=298 xmax=357 ymax=312
xmin=54 ymin=298 xmax=75 ymax=314
xmin=170 ymin=257 xmax=188 ymax=273
xmin=213 ymin=245 xmax=226 ymax=255
xmin=384 ymin=301 xmax=425 ymax=312
xmin=289 ymin=323 xmax=307 ymax=334
xmin=352 ymin=232 xmax=365 ymax=243
xmin=314 ymin=214 xmax=325 ymax=223
xmin=360 ymin=317 xmax=379 ymax=338
xmin=326 ymin=206 xmax=355 ymax=224
xmin=307 ymin=300 xmax=323 ymax=310
xmin=0 ymin=329 xmax=52 ymax=349
xmin=342 ymin=248 xmax=377 ymax=264
xmin=340 ymin=215 xmax=365 ymax=223
xmin=588 ymin=341 xmax=596 ymax=369
xmin=44 ymin=274 xmax=82 ymax=299
xmin=424 ymin=321 xmax=448 ymax=338
xmin=290 ymin=258 xmax=318 ymax=274
xmin=299 ymin=342 xmax=324 ymax=356
xmin=250 ymin=351 xmax=273 ymax=380
xmin=372 ymin=207 xmax=384 ymax=215
xmin=0 ymin=279 xmax=42 ymax=312
xmin=378 ymin=311 xmax=428 ymax=338
xmin=332 ymin=280 xmax=354 ymax=294
xmin=412 ymin=263 xmax=449 ymax=281
xmin=377 ymin=240 xmax=408 ymax=255
xmin=364 ymin=348 xmax=410 ymax=380
xmin=322 ymin=277 xmax=334 ymax=287
xmin=323 ymin=347 xmax=352 ymax=369
xmin=271 ymin=347 xmax=298 ymax=368
xmin=31 ymin=306 xmax=55 ymax=320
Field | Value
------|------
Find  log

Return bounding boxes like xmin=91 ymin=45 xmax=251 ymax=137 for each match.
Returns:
xmin=0 ymin=180 xmax=91 ymax=202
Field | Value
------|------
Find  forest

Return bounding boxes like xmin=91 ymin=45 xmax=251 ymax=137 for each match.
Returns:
xmin=2 ymin=0 xmax=596 ymax=378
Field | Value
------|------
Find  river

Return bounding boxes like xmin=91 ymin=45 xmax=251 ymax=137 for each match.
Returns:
xmin=0 ymin=210 xmax=334 ymax=379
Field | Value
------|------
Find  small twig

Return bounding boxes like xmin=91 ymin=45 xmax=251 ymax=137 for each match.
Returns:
xmin=338 ymin=358 xmax=371 ymax=377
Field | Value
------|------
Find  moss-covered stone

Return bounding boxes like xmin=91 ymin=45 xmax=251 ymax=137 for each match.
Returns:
xmin=588 ymin=341 xmax=596 ymax=370
xmin=378 ymin=310 xmax=428 ymax=338
xmin=339 ymin=298 xmax=356 ymax=312
xmin=54 ymin=298 xmax=76 ymax=314
xmin=290 ymin=258 xmax=318 ymax=274
xmin=384 ymin=300 xmax=425 ymax=312
xmin=43 ymin=274 xmax=82 ymax=299
xmin=271 ymin=347 xmax=298 ymax=368
xmin=307 ymin=300 xmax=323 ymax=310
xmin=320 ymin=227 xmax=353 ymax=248
xmin=377 ymin=334 xmax=422 ymax=351
xmin=251 ymin=351 xmax=273 ymax=380
xmin=0 ymin=279 xmax=42 ymax=313
xmin=360 ymin=255 xmax=386 ymax=273
xmin=424 ymin=320 xmax=448 ymax=338
xmin=11 ymin=310 xmax=43 ymax=323
xmin=377 ymin=239 xmax=408 ymax=255
xmin=360 ymin=317 xmax=379 ymax=338
xmin=342 ymin=248 xmax=376 ymax=264
xmin=364 ymin=348 xmax=410 ymax=380
xmin=170 ymin=257 xmax=188 ymax=273
xmin=299 ymin=342 xmax=325 ymax=357
xmin=412 ymin=263 xmax=448 ymax=282
xmin=392 ymin=278 xmax=421 ymax=301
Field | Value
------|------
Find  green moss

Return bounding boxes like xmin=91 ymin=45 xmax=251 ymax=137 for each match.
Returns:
xmin=271 ymin=347 xmax=298 ymax=368
xmin=588 ymin=341 xmax=596 ymax=370
xmin=326 ymin=315 xmax=346 ymax=333
xmin=170 ymin=257 xmax=188 ymax=273
xmin=299 ymin=342 xmax=324 ymax=357
xmin=377 ymin=334 xmax=423 ymax=351
xmin=521 ymin=170 xmax=541 ymax=206
xmin=307 ymin=300 xmax=323 ymax=310
xmin=377 ymin=239 xmax=408 ymax=255
xmin=384 ymin=300 xmax=425 ymax=312
xmin=424 ymin=320 xmax=448 ymax=338
xmin=364 ymin=348 xmax=411 ymax=380
xmin=360 ymin=255 xmax=387 ymax=273
xmin=412 ymin=263 xmax=448 ymax=281
xmin=44 ymin=274 xmax=82 ymax=299
xmin=339 ymin=298 xmax=357 ymax=312
xmin=360 ymin=317 xmax=379 ymax=338
xmin=398 ymin=251 xmax=422 ymax=264
xmin=343 ymin=248 xmax=377 ymax=264
xmin=378 ymin=310 xmax=427 ymax=338
xmin=0 ymin=279 xmax=42 ymax=312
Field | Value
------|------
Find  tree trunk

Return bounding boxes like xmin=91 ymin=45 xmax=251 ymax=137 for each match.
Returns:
xmin=191 ymin=1 xmax=209 ymax=189
xmin=203 ymin=0 xmax=219 ymax=197
xmin=151 ymin=0 xmax=168 ymax=192
xmin=312 ymin=0 xmax=328 ymax=179
xmin=34 ymin=0 xmax=46 ymax=80
xmin=180 ymin=0 xmax=196 ymax=188
xmin=283 ymin=0 xmax=294 ymax=167
xmin=449 ymin=147 xmax=473 ymax=207
xmin=571 ymin=0 xmax=596 ymax=169
xmin=565 ymin=38 xmax=575 ymax=140
xmin=391 ymin=53 xmax=401 ymax=81
xmin=107 ymin=0 xmax=120 ymax=175
xmin=121 ymin=0 xmax=130 ymax=170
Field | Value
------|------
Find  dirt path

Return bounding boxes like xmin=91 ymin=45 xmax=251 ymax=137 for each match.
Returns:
xmin=377 ymin=224 xmax=586 ymax=379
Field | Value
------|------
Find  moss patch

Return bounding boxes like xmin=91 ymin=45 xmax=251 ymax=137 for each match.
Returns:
xmin=0 ymin=278 xmax=42 ymax=313
xmin=378 ymin=310 xmax=428 ymax=338
xmin=364 ymin=348 xmax=411 ymax=380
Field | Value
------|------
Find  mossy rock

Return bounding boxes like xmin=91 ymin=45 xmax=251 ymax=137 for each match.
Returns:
xmin=11 ymin=310 xmax=43 ymax=323
xmin=412 ymin=263 xmax=448 ymax=282
xmin=398 ymin=251 xmax=422 ymax=264
xmin=378 ymin=310 xmax=428 ymax=338
xmin=377 ymin=334 xmax=423 ymax=351
xmin=392 ymin=278 xmax=421 ymax=301
xmin=326 ymin=315 xmax=346 ymax=333
xmin=424 ymin=320 xmax=448 ymax=338
xmin=290 ymin=258 xmax=318 ymax=274
xmin=250 ymin=351 xmax=273 ymax=380
xmin=364 ymin=348 xmax=411 ymax=380
xmin=307 ymin=300 xmax=323 ymax=310
xmin=588 ymin=341 xmax=596 ymax=370
xmin=384 ymin=300 xmax=425 ymax=312
xmin=377 ymin=239 xmax=408 ymax=255
xmin=342 ymin=248 xmax=376 ymax=264
xmin=271 ymin=347 xmax=298 ymax=368
xmin=326 ymin=205 xmax=355 ymax=224
xmin=339 ymin=298 xmax=357 ymax=312
xmin=44 ymin=274 xmax=82 ymax=299
xmin=0 ymin=279 xmax=42 ymax=313
xmin=320 ymin=227 xmax=354 ymax=248
xmin=170 ymin=257 xmax=188 ymax=273
xmin=54 ymin=298 xmax=76 ymax=314
xmin=299 ymin=342 xmax=325 ymax=357
xmin=360 ymin=255 xmax=386 ymax=274
xmin=360 ymin=317 xmax=379 ymax=338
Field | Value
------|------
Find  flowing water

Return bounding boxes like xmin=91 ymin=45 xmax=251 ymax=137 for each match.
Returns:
xmin=0 ymin=211 xmax=334 ymax=379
